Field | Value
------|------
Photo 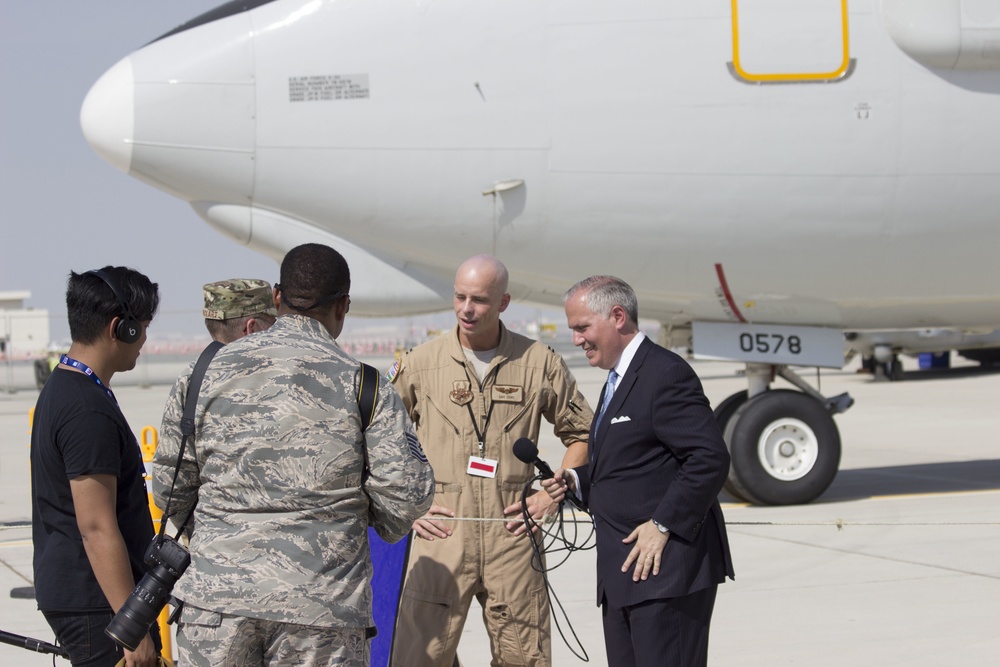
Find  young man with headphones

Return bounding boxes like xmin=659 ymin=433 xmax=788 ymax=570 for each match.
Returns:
xmin=31 ymin=267 xmax=161 ymax=667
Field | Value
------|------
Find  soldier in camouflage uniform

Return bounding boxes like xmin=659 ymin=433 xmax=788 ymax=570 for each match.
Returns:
xmin=153 ymin=244 xmax=434 ymax=667
xmin=155 ymin=278 xmax=278 ymax=533
xmin=200 ymin=278 xmax=278 ymax=343
xmin=388 ymin=255 xmax=594 ymax=667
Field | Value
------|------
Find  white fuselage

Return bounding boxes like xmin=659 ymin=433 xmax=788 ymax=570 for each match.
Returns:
xmin=82 ymin=0 xmax=1000 ymax=332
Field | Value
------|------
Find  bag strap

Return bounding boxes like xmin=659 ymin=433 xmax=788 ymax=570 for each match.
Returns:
xmin=160 ymin=341 xmax=224 ymax=538
xmin=357 ymin=363 xmax=379 ymax=431
xmin=180 ymin=341 xmax=224 ymax=438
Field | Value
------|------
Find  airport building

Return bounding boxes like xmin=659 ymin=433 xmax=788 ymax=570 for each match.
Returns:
xmin=0 ymin=291 xmax=49 ymax=358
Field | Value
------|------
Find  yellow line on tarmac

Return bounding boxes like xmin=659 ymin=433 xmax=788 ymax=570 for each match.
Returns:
xmin=870 ymin=488 xmax=1000 ymax=502
xmin=0 ymin=539 xmax=31 ymax=548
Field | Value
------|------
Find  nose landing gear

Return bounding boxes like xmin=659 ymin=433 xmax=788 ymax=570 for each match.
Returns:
xmin=714 ymin=365 xmax=851 ymax=505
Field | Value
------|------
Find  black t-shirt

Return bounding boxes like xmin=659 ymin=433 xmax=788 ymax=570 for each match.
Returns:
xmin=31 ymin=368 xmax=155 ymax=612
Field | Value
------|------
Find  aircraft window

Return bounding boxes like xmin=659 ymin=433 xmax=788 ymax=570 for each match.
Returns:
xmin=149 ymin=0 xmax=279 ymax=44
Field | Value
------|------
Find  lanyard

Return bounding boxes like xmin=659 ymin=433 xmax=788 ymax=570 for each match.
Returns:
xmin=465 ymin=401 xmax=496 ymax=458
xmin=462 ymin=359 xmax=503 ymax=458
xmin=60 ymin=354 xmax=117 ymax=406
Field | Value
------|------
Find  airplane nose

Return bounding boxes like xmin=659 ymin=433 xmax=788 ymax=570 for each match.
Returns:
xmin=80 ymin=13 xmax=256 ymax=203
xmin=80 ymin=57 xmax=135 ymax=174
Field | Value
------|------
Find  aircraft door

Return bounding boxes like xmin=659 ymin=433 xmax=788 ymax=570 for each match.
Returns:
xmin=729 ymin=0 xmax=853 ymax=83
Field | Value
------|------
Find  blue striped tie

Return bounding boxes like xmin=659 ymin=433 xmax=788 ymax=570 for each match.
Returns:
xmin=594 ymin=369 xmax=619 ymax=431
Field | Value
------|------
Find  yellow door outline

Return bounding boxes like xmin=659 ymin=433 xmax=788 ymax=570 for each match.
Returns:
xmin=729 ymin=0 xmax=853 ymax=84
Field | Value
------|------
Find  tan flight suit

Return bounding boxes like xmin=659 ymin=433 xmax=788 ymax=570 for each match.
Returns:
xmin=389 ymin=324 xmax=593 ymax=667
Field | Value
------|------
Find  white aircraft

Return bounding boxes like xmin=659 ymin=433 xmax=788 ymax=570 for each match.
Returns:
xmin=80 ymin=0 xmax=1000 ymax=505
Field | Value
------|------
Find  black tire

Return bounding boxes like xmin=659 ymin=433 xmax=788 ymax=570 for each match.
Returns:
xmin=724 ymin=390 xmax=841 ymax=505
xmin=713 ymin=391 xmax=749 ymax=502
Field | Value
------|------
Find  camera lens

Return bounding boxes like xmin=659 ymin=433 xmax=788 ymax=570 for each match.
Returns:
xmin=105 ymin=564 xmax=175 ymax=651
xmin=106 ymin=536 xmax=189 ymax=651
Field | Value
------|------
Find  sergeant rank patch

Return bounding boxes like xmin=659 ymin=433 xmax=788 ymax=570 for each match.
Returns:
xmin=407 ymin=432 xmax=428 ymax=463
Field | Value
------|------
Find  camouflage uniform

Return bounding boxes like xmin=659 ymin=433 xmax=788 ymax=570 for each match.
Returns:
xmin=389 ymin=323 xmax=592 ymax=667
xmin=153 ymin=314 xmax=434 ymax=666
xmin=156 ymin=278 xmax=278 ymax=535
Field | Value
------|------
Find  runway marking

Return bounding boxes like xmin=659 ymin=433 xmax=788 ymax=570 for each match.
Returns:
xmin=722 ymin=488 xmax=1000 ymax=511
xmin=734 ymin=531 xmax=1000 ymax=580
xmin=0 ymin=553 xmax=33 ymax=585
xmin=869 ymin=488 xmax=1000 ymax=501
xmin=731 ymin=520 xmax=1000 ymax=527
xmin=0 ymin=540 xmax=31 ymax=548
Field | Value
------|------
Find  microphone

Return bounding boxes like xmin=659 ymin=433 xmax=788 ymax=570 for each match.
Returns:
xmin=512 ymin=438 xmax=585 ymax=510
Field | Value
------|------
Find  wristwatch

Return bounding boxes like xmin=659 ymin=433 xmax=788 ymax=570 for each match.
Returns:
xmin=652 ymin=519 xmax=670 ymax=534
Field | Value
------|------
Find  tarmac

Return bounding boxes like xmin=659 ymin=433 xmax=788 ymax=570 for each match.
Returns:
xmin=1 ymin=349 xmax=998 ymax=665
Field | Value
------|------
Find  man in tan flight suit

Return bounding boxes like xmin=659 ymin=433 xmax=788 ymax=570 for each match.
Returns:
xmin=388 ymin=255 xmax=594 ymax=666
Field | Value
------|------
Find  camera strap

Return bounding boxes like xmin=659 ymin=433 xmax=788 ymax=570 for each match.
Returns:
xmin=357 ymin=363 xmax=380 ymax=513
xmin=159 ymin=341 xmax=224 ymax=541
xmin=357 ymin=363 xmax=379 ymax=431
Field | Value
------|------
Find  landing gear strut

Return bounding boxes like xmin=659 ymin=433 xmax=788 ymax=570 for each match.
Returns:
xmin=715 ymin=364 xmax=853 ymax=505
xmin=873 ymin=356 xmax=904 ymax=382
xmin=871 ymin=344 xmax=904 ymax=381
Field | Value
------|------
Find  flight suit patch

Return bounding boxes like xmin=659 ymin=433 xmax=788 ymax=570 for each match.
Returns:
xmin=384 ymin=357 xmax=401 ymax=383
xmin=450 ymin=381 xmax=474 ymax=406
xmin=491 ymin=385 xmax=523 ymax=403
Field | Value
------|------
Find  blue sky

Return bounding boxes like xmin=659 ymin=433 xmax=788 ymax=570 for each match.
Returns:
xmin=0 ymin=2 xmax=279 ymax=340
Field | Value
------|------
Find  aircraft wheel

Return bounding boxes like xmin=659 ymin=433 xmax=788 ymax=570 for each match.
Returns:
xmin=724 ymin=390 xmax=841 ymax=505
xmin=713 ymin=391 xmax=748 ymax=501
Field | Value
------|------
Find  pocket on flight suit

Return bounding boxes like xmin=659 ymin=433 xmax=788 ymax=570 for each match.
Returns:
xmin=396 ymin=587 xmax=459 ymax=663
xmin=486 ymin=585 xmax=546 ymax=666
xmin=400 ymin=587 xmax=455 ymax=607
xmin=500 ymin=392 xmax=536 ymax=436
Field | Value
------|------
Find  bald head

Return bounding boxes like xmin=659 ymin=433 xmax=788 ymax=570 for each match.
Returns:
xmin=456 ymin=255 xmax=509 ymax=294
xmin=453 ymin=255 xmax=511 ymax=350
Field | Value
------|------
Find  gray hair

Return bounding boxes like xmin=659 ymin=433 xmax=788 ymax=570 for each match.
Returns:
xmin=564 ymin=275 xmax=639 ymax=325
xmin=205 ymin=313 xmax=276 ymax=344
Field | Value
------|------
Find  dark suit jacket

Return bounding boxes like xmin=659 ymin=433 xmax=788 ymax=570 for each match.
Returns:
xmin=575 ymin=336 xmax=734 ymax=608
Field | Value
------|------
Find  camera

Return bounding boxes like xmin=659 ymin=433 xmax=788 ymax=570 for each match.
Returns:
xmin=105 ymin=535 xmax=190 ymax=651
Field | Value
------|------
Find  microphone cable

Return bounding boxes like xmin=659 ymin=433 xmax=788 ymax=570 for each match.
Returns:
xmin=520 ymin=474 xmax=596 ymax=662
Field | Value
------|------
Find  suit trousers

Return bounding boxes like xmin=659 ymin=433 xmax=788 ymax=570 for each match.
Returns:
xmin=600 ymin=585 xmax=718 ymax=667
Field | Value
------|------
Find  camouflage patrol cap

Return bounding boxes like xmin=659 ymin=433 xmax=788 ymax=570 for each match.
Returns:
xmin=202 ymin=279 xmax=278 ymax=320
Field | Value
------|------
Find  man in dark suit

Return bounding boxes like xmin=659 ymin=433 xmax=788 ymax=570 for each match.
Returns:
xmin=543 ymin=275 xmax=734 ymax=667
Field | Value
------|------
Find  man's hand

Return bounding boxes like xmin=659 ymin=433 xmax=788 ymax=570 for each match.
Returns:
xmin=124 ymin=633 xmax=158 ymax=667
xmin=540 ymin=467 xmax=575 ymax=504
xmin=621 ymin=520 xmax=670 ymax=582
xmin=503 ymin=489 xmax=559 ymax=536
xmin=412 ymin=504 xmax=455 ymax=541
